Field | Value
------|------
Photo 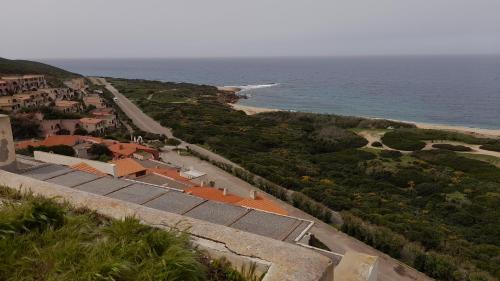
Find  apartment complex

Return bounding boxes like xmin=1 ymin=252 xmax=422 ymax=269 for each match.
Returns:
xmin=0 ymin=75 xmax=46 ymax=95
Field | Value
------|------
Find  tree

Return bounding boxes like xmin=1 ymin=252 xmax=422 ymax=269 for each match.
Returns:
xmin=74 ymin=127 xmax=88 ymax=135
xmin=10 ymin=116 xmax=40 ymax=139
xmin=88 ymin=143 xmax=112 ymax=157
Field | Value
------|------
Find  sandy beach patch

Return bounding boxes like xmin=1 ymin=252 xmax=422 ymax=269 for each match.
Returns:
xmin=413 ymin=122 xmax=500 ymax=139
xmin=229 ymin=103 xmax=281 ymax=115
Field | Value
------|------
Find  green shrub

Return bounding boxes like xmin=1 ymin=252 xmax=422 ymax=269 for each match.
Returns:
xmin=480 ymin=143 xmax=500 ymax=152
xmin=166 ymin=138 xmax=182 ymax=146
xmin=380 ymin=150 xmax=402 ymax=159
xmin=25 ymin=144 xmax=75 ymax=157
xmin=432 ymin=143 xmax=472 ymax=151
xmin=381 ymin=131 xmax=426 ymax=151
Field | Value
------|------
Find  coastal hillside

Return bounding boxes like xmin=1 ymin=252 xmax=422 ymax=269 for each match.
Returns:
xmin=110 ymin=77 xmax=500 ymax=281
xmin=0 ymin=57 xmax=81 ymax=86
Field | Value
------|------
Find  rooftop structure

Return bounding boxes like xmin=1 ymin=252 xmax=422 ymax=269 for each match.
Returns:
xmin=112 ymin=157 xmax=147 ymax=177
xmin=14 ymin=162 xmax=312 ymax=244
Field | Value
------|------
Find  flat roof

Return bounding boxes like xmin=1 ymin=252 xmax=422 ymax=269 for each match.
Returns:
xmin=16 ymin=162 xmax=312 ymax=243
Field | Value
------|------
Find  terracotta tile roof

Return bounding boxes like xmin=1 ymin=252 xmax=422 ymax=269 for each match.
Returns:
xmin=186 ymin=187 xmax=243 ymax=204
xmin=78 ymin=135 xmax=104 ymax=144
xmin=108 ymin=142 xmax=156 ymax=157
xmin=41 ymin=135 xmax=80 ymax=147
xmin=186 ymin=185 xmax=288 ymax=215
xmin=80 ymin=117 xmax=104 ymax=124
xmin=71 ymin=162 xmax=107 ymax=177
xmin=112 ymin=158 xmax=147 ymax=177
xmin=149 ymin=167 xmax=195 ymax=186
xmin=16 ymin=139 xmax=42 ymax=150
xmin=235 ymin=195 xmax=288 ymax=216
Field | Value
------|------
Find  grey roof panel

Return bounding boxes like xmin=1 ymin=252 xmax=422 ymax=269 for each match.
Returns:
xmin=135 ymin=174 xmax=171 ymax=186
xmin=284 ymin=220 xmax=311 ymax=242
xmin=21 ymin=165 xmax=72 ymax=180
xmin=231 ymin=210 xmax=300 ymax=240
xmin=185 ymin=200 xmax=248 ymax=226
xmin=144 ymin=191 xmax=205 ymax=214
xmin=106 ymin=183 xmax=167 ymax=204
xmin=74 ymin=177 xmax=133 ymax=195
xmin=47 ymin=171 xmax=101 ymax=187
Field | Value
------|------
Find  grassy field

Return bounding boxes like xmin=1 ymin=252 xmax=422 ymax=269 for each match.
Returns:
xmin=0 ymin=187 xmax=256 ymax=281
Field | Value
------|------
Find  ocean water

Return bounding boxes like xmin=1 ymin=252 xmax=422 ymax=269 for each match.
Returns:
xmin=43 ymin=56 xmax=500 ymax=129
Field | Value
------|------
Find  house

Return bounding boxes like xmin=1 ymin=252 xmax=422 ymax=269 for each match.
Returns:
xmin=112 ymin=158 xmax=147 ymax=178
xmin=55 ymin=100 xmax=81 ymax=113
xmin=64 ymin=78 xmax=86 ymax=91
xmin=0 ymin=75 xmax=46 ymax=93
xmin=0 ymin=96 xmax=21 ymax=111
xmin=0 ymin=80 xmax=9 ymax=95
xmin=13 ymin=91 xmax=50 ymax=108
xmin=40 ymin=88 xmax=74 ymax=101
xmin=40 ymin=119 xmax=81 ymax=137
xmin=73 ymin=143 xmax=93 ymax=159
xmin=108 ymin=142 xmax=159 ymax=160
xmin=79 ymin=118 xmax=106 ymax=134
xmin=83 ymin=95 xmax=106 ymax=109
xmin=90 ymin=108 xmax=117 ymax=128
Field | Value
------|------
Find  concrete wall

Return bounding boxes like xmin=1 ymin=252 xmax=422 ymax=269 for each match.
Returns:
xmin=0 ymin=115 xmax=16 ymax=171
xmin=34 ymin=151 xmax=116 ymax=176
xmin=0 ymin=170 xmax=334 ymax=281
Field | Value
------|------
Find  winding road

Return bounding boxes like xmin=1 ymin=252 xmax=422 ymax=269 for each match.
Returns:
xmin=93 ymin=77 xmax=431 ymax=281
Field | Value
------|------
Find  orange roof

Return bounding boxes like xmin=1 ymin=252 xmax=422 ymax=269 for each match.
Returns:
xmin=112 ymin=158 xmax=147 ymax=177
xmin=108 ymin=142 xmax=155 ymax=157
xmin=78 ymin=135 xmax=104 ymax=144
xmin=149 ymin=167 xmax=195 ymax=186
xmin=71 ymin=162 xmax=107 ymax=177
xmin=16 ymin=139 xmax=42 ymax=150
xmin=42 ymin=135 xmax=79 ymax=147
xmin=186 ymin=187 xmax=242 ymax=204
xmin=80 ymin=118 xmax=104 ymax=124
xmin=236 ymin=195 xmax=288 ymax=216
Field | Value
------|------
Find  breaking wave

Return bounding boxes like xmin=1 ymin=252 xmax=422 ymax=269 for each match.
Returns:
xmin=228 ymin=83 xmax=279 ymax=92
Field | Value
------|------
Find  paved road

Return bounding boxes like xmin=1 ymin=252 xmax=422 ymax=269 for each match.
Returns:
xmin=96 ymin=77 xmax=431 ymax=281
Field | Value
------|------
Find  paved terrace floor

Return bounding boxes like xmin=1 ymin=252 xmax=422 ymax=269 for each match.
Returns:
xmin=17 ymin=163 xmax=312 ymax=243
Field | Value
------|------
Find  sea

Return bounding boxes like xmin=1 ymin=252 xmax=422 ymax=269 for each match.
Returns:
xmin=43 ymin=56 xmax=500 ymax=129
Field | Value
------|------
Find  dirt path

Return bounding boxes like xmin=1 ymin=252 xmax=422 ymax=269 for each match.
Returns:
xmin=358 ymin=129 xmax=500 ymax=158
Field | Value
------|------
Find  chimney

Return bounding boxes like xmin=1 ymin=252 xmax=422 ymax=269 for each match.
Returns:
xmin=250 ymin=190 xmax=257 ymax=200
xmin=0 ymin=115 xmax=17 ymax=171
xmin=222 ymin=188 xmax=228 ymax=196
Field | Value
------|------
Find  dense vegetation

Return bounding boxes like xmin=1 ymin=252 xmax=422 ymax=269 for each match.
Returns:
xmin=0 ymin=187 xmax=256 ymax=281
xmin=382 ymin=128 xmax=500 ymax=151
xmin=17 ymin=144 xmax=76 ymax=157
xmin=0 ymin=57 xmax=81 ymax=87
xmin=432 ymin=143 xmax=473 ymax=151
xmin=111 ymin=78 xmax=500 ymax=280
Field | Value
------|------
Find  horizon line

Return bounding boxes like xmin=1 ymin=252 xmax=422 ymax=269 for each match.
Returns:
xmin=22 ymin=53 xmax=500 ymax=61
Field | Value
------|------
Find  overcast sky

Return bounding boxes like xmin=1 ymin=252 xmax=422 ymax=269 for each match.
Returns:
xmin=1 ymin=0 xmax=499 ymax=59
